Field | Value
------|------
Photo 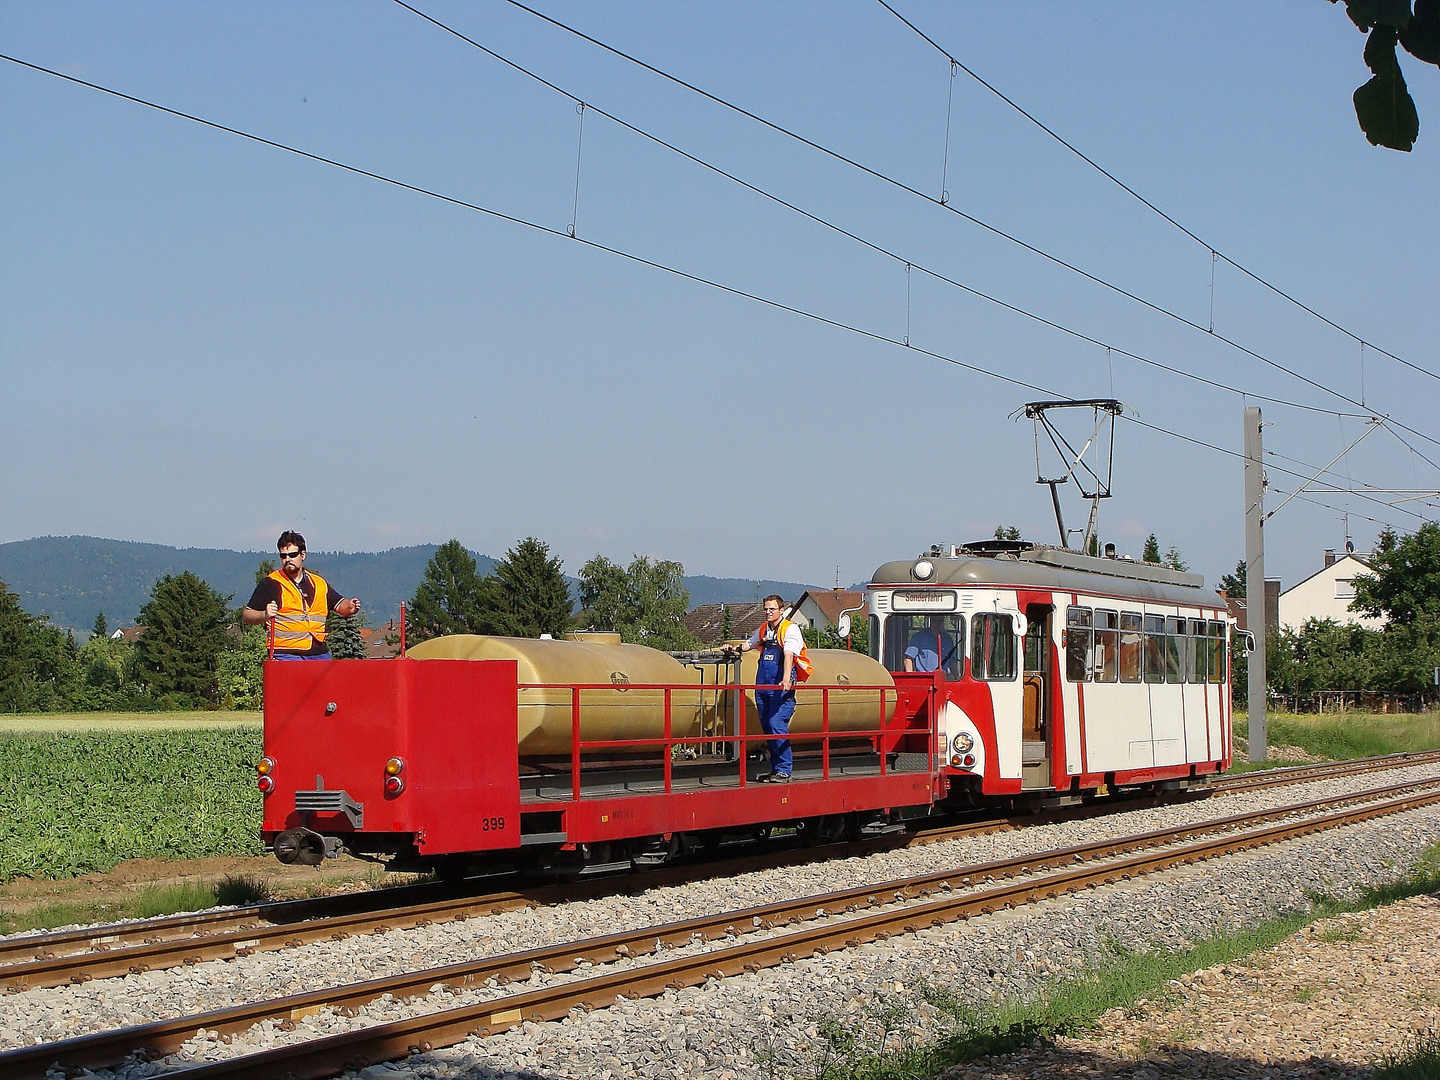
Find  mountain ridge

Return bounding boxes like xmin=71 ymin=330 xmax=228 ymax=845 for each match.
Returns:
xmin=0 ymin=536 xmax=817 ymax=633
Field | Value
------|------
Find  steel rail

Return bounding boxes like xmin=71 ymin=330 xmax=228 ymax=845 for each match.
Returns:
xmin=6 ymin=775 xmax=1439 ymax=1080
xmin=0 ymin=825 xmax=925 ymax=974
xmin=3 ymin=749 xmax=1435 ymax=982
xmin=1211 ymin=749 xmax=1440 ymax=792
xmin=66 ymin=786 xmax=1440 ymax=1080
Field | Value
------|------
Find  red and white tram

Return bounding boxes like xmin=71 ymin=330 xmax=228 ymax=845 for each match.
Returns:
xmin=869 ymin=540 xmax=1232 ymax=803
xmin=258 ymin=541 xmax=1232 ymax=875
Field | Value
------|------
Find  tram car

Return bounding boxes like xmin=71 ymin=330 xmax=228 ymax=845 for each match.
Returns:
xmin=258 ymin=541 xmax=1233 ymax=875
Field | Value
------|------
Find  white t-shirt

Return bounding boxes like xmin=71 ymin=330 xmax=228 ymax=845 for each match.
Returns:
xmin=747 ymin=620 xmax=805 ymax=656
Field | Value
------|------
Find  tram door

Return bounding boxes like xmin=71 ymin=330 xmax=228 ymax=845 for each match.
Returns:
xmin=1021 ymin=605 xmax=1053 ymax=789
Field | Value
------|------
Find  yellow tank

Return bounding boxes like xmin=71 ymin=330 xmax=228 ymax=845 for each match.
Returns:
xmin=406 ymin=635 xmax=705 ymax=757
xmin=713 ymin=648 xmax=896 ymax=741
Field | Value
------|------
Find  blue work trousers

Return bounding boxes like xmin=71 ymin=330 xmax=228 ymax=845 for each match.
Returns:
xmin=755 ymin=690 xmax=795 ymax=776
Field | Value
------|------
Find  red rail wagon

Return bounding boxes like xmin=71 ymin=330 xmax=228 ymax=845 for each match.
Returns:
xmin=259 ymin=541 xmax=1233 ymax=875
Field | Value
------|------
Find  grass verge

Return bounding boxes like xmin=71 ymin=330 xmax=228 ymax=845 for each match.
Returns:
xmin=1228 ymin=708 xmax=1440 ymax=774
xmin=0 ymin=873 xmax=273 ymax=936
xmin=804 ymin=846 xmax=1440 ymax=1079
xmin=1376 ymin=1032 xmax=1440 ymax=1079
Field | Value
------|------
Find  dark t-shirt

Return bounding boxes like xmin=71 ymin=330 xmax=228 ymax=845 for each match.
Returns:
xmin=247 ymin=571 xmax=344 ymax=655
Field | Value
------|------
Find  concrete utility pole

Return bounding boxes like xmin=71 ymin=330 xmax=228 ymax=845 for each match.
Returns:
xmin=1244 ymin=406 xmax=1267 ymax=763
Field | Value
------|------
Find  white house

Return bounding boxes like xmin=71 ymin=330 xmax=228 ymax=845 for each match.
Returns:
xmin=1277 ymin=551 xmax=1386 ymax=632
xmin=788 ymin=589 xmax=867 ymax=632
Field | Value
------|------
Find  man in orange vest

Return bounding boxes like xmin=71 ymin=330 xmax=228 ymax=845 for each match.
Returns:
xmin=732 ymin=595 xmax=811 ymax=783
xmin=241 ymin=531 xmax=361 ymax=659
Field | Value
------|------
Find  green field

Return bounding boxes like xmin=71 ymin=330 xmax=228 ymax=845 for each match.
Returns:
xmin=1 ymin=726 xmax=264 ymax=880
xmin=3 ymin=705 xmax=1436 ymax=883
xmin=0 ymin=710 xmax=261 ymax=732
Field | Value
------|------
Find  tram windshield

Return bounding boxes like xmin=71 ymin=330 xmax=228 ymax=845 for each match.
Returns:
xmin=883 ymin=615 xmax=964 ymax=678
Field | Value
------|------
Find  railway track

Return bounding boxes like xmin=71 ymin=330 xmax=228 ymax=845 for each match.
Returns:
xmin=4 ymin=771 xmax=1440 ymax=1080
xmin=1 ymin=750 xmax=1434 ymax=982
xmin=1210 ymin=749 xmax=1440 ymax=792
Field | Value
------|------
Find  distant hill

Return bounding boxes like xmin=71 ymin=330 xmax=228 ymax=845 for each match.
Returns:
xmin=0 ymin=537 xmax=815 ymax=633
xmin=680 ymin=576 xmax=820 ymax=607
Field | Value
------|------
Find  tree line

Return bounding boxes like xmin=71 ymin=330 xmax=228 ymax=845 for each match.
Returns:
xmin=405 ymin=539 xmax=698 ymax=651
xmin=0 ymin=536 xmax=713 ymax=713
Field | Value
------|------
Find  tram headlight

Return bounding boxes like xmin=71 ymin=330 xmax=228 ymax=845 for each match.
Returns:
xmin=951 ymin=732 xmax=974 ymax=754
xmin=912 ymin=559 xmax=934 ymax=581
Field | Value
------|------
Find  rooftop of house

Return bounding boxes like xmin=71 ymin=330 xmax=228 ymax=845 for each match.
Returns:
xmin=685 ymin=601 xmax=766 ymax=646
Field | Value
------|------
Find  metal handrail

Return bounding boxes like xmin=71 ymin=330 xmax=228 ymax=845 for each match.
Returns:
xmin=520 ymin=681 xmax=923 ymax=801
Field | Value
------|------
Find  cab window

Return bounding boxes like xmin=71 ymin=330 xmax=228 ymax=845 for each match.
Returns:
xmin=883 ymin=615 xmax=964 ymax=678
xmin=971 ymin=613 xmax=1016 ymax=681
xmin=1065 ymin=606 xmax=1092 ymax=682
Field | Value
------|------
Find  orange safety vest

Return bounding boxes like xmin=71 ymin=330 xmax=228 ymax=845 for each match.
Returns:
xmin=268 ymin=569 xmax=331 ymax=652
xmin=758 ymin=617 xmax=813 ymax=683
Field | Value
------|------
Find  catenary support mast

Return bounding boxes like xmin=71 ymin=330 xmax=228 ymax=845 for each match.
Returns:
xmin=1244 ymin=406 xmax=1267 ymax=763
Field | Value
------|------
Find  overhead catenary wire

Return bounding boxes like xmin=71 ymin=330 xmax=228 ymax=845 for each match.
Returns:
xmin=391 ymin=2 xmax=1399 ymax=426
xmin=874 ymin=0 xmax=1440 ymax=388
xmin=0 ymin=50 xmax=1426 ymax=532
xmin=489 ymin=0 xmax=1440 ymax=451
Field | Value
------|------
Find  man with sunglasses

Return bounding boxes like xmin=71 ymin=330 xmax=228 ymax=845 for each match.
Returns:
xmin=241 ymin=530 xmax=361 ymax=659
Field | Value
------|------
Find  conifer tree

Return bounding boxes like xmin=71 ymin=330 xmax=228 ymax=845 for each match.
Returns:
xmin=135 ymin=572 xmax=231 ymax=703
xmin=491 ymin=537 xmax=572 ymax=638
xmin=1142 ymin=533 xmax=1161 ymax=564
xmin=325 ymin=612 xmax=368 ymax=659
xmin=0 ymin=579 xmax=31 ymax=711
xmin=407 ymin=540 xmax=500 ymax=645
xmin=93 ymin=611 xmax=108 ymax=639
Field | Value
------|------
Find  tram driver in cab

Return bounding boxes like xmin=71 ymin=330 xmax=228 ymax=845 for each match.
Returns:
xmin=904 ymin=615 xmax=957 ymax=674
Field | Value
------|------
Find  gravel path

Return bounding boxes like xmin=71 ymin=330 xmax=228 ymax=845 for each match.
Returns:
xmin=5 ymin=764 xmax=1440 ymax=1079
xmin=946 ymin=894 xmax=1440 ymax=1079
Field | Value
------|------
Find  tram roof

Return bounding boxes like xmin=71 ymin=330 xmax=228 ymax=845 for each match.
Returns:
xmin=869 ymin=545 xmax=1226 ymax=610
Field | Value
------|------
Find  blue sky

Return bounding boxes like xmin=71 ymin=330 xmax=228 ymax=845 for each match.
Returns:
xmin=3 ymin=2 xmax=1437 ymax=592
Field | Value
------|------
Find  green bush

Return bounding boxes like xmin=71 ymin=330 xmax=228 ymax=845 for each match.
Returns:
xmin=0 ymin=727 xmax=264 ymax=880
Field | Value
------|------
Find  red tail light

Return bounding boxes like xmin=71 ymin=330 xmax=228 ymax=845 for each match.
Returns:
xmin=384 ymin=757 xmax=405 ymax=796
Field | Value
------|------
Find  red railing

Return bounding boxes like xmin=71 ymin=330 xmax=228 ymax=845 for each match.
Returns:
xmin=523 ymin=681 xmax=933 ymax=802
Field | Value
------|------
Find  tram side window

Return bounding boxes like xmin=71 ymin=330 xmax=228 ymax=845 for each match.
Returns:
xmin=1119 ymin=612 xmax=1143 ymax=683
xmin=971 ymin=613 xmax=1017 ymax=680
xmin=1209 ymin=621 xmax=1227 ymax=684
xmin=883 ymin=614 xmax=964 ymax=678
xmin=1094 ymin=609 xmax=1119 ymax=682
xmin=868 ymin=615 xmax=882 ymax=663
xmin=1165 ymin=616 xmax=1185 ymax=683
xmin=1188 ymin=619 xmax=1208 ymax=683
xmin=1143 ymin=614 xmax=1166 ymax=683
xmin=1065 ymin=606 xmax=1092 ymax=682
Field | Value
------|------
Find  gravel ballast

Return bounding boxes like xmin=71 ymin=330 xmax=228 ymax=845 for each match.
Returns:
xmin=5 ymin=764 xmax=1440 ymax=1079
